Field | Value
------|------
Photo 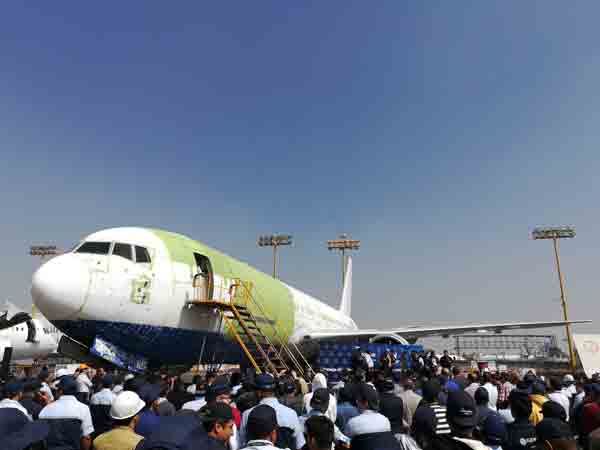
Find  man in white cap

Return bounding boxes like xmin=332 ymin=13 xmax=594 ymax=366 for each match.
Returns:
xmin=93 ymin=391 xmax=145 ymax=450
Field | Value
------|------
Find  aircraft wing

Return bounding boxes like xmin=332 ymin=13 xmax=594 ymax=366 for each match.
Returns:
xmin=304 ymin=320 xmax=592 ymax=341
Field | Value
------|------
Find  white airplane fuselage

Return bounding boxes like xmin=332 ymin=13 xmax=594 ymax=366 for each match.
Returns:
xmin=32 ymin=228 xmax=357 ymax=366
xmin=0 ymin=319 xmax=58 ymax=361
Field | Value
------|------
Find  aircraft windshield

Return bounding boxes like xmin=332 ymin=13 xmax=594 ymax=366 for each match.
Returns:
xmin=75 ymin=241 xmax=111 ymax=255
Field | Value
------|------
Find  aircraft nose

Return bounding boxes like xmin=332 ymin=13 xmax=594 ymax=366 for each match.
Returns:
xmin=31 ymin=255 xmax=90 ymax=320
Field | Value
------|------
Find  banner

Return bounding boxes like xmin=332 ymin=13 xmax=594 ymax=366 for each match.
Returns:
xmin=573 ymin=334 xmax=600 ymax=378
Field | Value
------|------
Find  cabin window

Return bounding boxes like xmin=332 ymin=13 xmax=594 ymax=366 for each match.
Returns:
xmin=135 ymin=246 xmax=152 ymax=264
xmin=113 ymin=243 xmax=133 ymax=261
xmin=75 ymin=242 xmax=111 ymax=255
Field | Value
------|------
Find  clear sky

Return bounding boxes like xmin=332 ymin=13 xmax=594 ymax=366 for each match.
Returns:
xmin=1 ymin=2 xmax=599 ymax=347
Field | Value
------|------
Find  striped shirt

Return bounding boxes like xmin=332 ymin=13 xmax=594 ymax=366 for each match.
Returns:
xmin=429 ymin=403 xmax=451 ymax=435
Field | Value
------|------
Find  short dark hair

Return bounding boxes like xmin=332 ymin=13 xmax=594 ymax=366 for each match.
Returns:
xmin=305 ymin=415 xmax=334 ymax=450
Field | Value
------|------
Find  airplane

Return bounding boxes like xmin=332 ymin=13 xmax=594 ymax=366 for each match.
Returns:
xmin=0 ymin=301 xmax=59 ymax=362
xmin=30 ymin=227 xmax=590 ymax=370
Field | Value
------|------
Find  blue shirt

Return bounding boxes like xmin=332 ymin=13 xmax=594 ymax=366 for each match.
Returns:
xmin=336 ymin=402 xmax=360 ymax=431
xmin=135 ymin=409 xmax=161 ymax=438
xmin=240 ymin=397 xmax=305 ymax=449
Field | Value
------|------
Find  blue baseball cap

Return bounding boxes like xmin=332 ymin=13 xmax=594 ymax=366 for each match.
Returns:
xmin=254 ymin=374 xmax=276 ymax=391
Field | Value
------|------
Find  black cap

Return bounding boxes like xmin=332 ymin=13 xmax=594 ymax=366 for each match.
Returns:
xmin=474 ymin=387 xmax=489 ymax=405
xmin=0 ymin=419 xmax=49 ymax=450
xmin=102 ymin=375 xmax=115 ymax=388
xmin=3 ymin=380 xmax=24 ymax=397
xmin=139 ymin=383 xmax=161 ymax=404
xmin=57 ymin=376 xmax=78 ymax=395
xmin=355 ymin=383 xmax=379 ymax=410
xmin=247 ymin=405 xmax=278 ymax=439
xmin=531 ymin=382 xmax=546 ymax=395
xmin=536 ymin=418 xmax=572 ymax=441
xmin=381 ymin=379 xmax=395 ymax=392
xmin=542 ymin=401 xmax=567 ymax=422
xmin=412 ymin=405 xmax=438 ymax=435
xmin=446 ymin=390 xmax=478 ymax=429
xmin=310 ymin=388 xmax=330 ymax=410
xmin=422 ymin=379 xmax=441 ymax=402
xmin=199 ymin=402 xmax=234 ymax=423
xmin=254 ymin=374 xmax=276 ymax=391
xmin=206 ymin=383 xmax=231 ymax=403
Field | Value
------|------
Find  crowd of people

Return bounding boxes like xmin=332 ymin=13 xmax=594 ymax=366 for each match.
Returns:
xmin=0 ymin=352 xmax=599 ymax=450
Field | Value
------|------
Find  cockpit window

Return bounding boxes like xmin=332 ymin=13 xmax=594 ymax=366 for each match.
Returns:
xmin=75 ymin=242 xmax=111 ymax=255
xmin=135 ymin=246 xmax=151 ymax=264
xmin=113 ymin=243 xmax=133 ymax=261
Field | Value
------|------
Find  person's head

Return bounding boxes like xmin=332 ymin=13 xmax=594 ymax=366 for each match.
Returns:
xmin=139 ymin=383 xmax=161 ymax=411
xmin=446 ymin=390 xmax=478 ymax=438
xmin=206 ymin=383 xmax=232 ymax=405
xmin=474 ymin=387 xmax=490 ymax=407
xmin=355 ymin=383 xmax=379 ymax=412
xmin=102 ymin=375 xmax=114 ymax=390
xmin=422 ymin=379 xmax=442 ymax=403
xmin=199 ymin=402 xmax=235 ymax=442
xmin=57 ymin=376 xmax=78 ymax=397
xmin=452 ymin=367 xmax=461 ymax=378
xmin=110 ymin=391 xmax=146 ymax=429
xmin=380 ymin=378 xmax=395 ymax=394
xmin=481 ymin=412 xmax=507 ymax=448
xmin=3 ymin=380 xmax=24 ymax=401
xmin=305 ymin=415 xmax=334 ymax=450
xmin=310 ymin=388 xmax=330 ymax=414
xmin=444 ymin=350 xmax=449 ymax=356
xmin=254 ymin=374 xmax=277 ymax=400
xmin=509 ymin=389 xmax=533 ymax=420
xmin=206 ymin=372 xmax=217 ymax=385
xmin=23 ymin=379 xmax=41 ymax=400
xmin=531 ymin=381 xmax=547 ymax=396
xmin=78 ymin=364 xmax=90 ymax=374
xmin=536 ymin=418 xmax=575 ymax=450
xmin=338 ymin=385 xmax=355 ymax=404
xmin=247 ymin=404 xmax=278 ymax=442
xmin=549 ymin=377 xmax=563 ymax=392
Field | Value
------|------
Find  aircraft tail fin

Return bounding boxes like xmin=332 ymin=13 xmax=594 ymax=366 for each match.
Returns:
xmin=339 ymin=257 xmax=352 ymax=317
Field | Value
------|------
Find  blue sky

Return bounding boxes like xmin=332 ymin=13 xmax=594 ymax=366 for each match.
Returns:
xmin=1 ymin=2 xmax=599 ymax=346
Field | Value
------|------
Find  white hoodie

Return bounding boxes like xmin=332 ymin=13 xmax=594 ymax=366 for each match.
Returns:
xmin=303 ymin=373 xmax=337 ymax=423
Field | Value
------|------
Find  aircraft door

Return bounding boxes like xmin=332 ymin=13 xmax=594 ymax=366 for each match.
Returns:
xmin=193 ymin=253 xmax=213 ymax=301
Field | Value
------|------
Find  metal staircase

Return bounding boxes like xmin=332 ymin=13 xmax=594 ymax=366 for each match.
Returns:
xmin=189 ymin=277 xmax=314 ymax=378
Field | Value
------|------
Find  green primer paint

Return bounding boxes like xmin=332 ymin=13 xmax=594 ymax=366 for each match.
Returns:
xmin=150 ymin=229 xmax=296 ymax=341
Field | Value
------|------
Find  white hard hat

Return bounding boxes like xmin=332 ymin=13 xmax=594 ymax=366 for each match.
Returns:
xmin=110 ymin=391 xmax=146 ymax=420
xmin=563 ymin=374 xmax=575 ymax=383
xmin=55 ymin=368 xmax=72 ymax=379
xmin=124 ymin=374 xmax=135 ymax=381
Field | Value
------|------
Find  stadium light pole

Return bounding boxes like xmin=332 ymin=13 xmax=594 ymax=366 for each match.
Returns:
xmin=327 ymin=234 xmax=360 ymax=288
xmin=531 ymin=226 xmax=577 ymax=372
xmin=257 ymin=234 xmax=293 ymax=279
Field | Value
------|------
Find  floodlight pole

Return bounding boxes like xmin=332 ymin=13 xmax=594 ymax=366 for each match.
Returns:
xmin=551 ymin=237 xmax=576 ymax=372
xmin=327 ymin=234 xmax=360 ymax=288
xmin=258 ymin=235 xmax=293 ymax=279
xmin=532 ymin=227 xmax=577 ymax=372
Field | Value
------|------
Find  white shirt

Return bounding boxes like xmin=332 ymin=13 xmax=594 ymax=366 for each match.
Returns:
xmin=90 ymin=388 xmax=115 ymax=406
xmin=112 ymin=384 xmax=124 ymax=395
xmin=0 ymin=398 xmax=32 ymax=421
xmin=40 ymin=382 xmax=54 ymax=402
xmin=344 ymin=410 xmax=391 ymax=438
xmin=76 ymin=373 xmax=93 ymax=393
xmin=483 ymin=382 xmax=498 ymax=411
xmin=39 ymin=395 xmax=94 ymax=437
xmin=548 ymin=391 xmax=570 ymax=421
xmin=240 ymin=397 xmax=305 ymax=449
xmin=181 ymin=398 xmax=206 ymax=411
xmin=241 ymin=439 xmax=280 ymax=450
